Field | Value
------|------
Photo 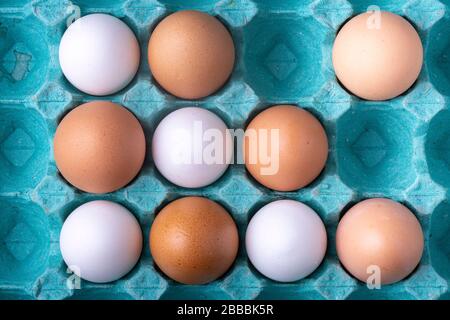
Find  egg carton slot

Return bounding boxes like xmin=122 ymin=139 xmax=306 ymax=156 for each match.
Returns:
xmin=0 ymin=0 xmax=449 ymax=300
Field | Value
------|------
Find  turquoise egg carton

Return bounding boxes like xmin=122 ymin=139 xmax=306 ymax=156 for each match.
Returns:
xmin=0 ymin=0 xmax=449 ymax=300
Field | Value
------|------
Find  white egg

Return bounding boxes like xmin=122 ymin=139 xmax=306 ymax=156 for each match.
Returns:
xmin=60 ymin=200 xmax=143 ymax=283
xmin=152 ymin=107 xmax=232 ymax=188
xmin=59 ymin=14 xmax=140 ymax=96
xmin=246 ymin=200 xmax=327 ymax=282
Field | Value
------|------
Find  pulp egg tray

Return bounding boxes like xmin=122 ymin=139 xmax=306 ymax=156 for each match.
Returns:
xmin=0 ymin=0 xmax=449 ymax=300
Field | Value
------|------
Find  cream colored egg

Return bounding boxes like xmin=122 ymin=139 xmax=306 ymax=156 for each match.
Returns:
xmin=336 ymin=198 xmax=424 ymax=285
xmin=332 ymin=11 xmax=423 ymax=100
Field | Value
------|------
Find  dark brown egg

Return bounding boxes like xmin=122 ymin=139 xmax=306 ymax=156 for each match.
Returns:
xmin=150 ymin=196 xmax=239 ymax=284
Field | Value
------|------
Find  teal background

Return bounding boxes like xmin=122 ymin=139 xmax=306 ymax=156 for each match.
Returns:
xmin=0 ymin=0 xmax=449 ymax=300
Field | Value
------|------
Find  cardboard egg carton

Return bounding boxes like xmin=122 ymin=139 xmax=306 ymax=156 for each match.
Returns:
xmin=0 ymin=0 xmax=448 ymax=300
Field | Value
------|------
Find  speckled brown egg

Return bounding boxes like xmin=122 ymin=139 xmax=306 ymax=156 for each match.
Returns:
xmin=150 ymin=197 xmax=239 ymax=285
xmin=244 ymin=105 xmax=328 ymax=191
xmin=54 ymin=101 xmax=146 ymax=194
xmin=336 ymin=198 xmax=424 ymax=285
xmin=148 ymin=10 xmax=235 ymax=99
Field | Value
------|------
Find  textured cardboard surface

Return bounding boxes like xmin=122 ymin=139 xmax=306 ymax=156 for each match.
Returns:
xmin=0 ymin=0 xmax=449 ymax=300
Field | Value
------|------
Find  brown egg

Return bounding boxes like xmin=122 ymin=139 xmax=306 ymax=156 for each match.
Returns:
xmin=332 ymin=11 xmax=423 ymax=100
xmin=150 ymin=197 xmax=239 ymax=285
xmin=54 ymin=101 xmax=146 ymax=193
xmin=244 ymin=105 xmax=328 ymax=191
xmin=336 ymin=198 xmax=424 ymax=285
xmin=148 ymin=10 xmax=235 ymax=99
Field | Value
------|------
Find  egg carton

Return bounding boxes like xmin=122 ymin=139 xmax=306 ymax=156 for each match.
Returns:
xmin=0 ymin=0 xmax=449 ymax=300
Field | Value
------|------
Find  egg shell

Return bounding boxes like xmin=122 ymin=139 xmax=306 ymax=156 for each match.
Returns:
xmin=246 ymin=200 xmax=327 ymax=282
xmin=149 ymin=197 xmax=239 ymax=285
xmin=244 ymin=105 xmax=328 ymax=191
xmin=336 ymin=198 xmax=424 ymax=285
xmin=152 ymin=107 xmax=232 ymax=188
xmin=59 ymin=13 xmax=140 ymax=96
xmin=53 ymin=101 xmax=146 ymax=194
xmin=148 ymin=10 xmax=235 ymax=99
xmin=60 ymin=200 xmax=143 ymax=283
xmin=332 ymin=11 xmax=423 ymax=100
